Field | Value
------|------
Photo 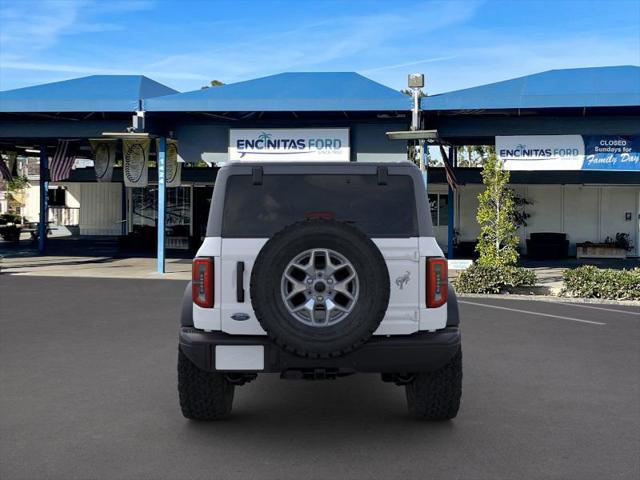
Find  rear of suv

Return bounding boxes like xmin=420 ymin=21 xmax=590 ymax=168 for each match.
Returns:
xmin=178 ymin=162 xmax=462 ymax=420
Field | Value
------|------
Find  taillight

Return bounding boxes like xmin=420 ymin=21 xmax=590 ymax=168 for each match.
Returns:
xmin=192 ymin=257 xmax=214 ymax=308
xmin=426 ymin=257 xmax=448 ymax=308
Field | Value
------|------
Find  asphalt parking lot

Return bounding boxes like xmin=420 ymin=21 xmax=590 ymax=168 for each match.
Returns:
xmin=1 ymin=276 xmax=638 ymax=480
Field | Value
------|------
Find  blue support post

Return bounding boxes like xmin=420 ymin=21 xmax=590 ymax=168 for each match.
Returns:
xmin=38 ymin=145 xmax=48 ymax=254
xmin=157 ymin=137 xmax=166 ymax=273
xmin=447 ymin=146 xmax=456 ymax=259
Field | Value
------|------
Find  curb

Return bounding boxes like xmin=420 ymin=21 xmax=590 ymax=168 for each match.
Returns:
xmin=458 ymin=293 xmax=640 ymax=307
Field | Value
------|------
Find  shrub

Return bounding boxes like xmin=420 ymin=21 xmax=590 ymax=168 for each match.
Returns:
xmin=561 ymin=266 xmax=640 ymax=300
xmin=455 ymin=264 xmax=537 ymax=294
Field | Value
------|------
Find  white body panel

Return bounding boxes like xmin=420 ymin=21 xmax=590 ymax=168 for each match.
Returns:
xmin=193 ymin=235 xmax=447 ymax=334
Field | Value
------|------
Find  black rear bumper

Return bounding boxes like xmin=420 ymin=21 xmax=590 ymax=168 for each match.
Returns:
xmin=179 ymin=326 xmax=461 ymax=374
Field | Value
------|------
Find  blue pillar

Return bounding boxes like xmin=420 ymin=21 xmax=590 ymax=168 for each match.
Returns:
xmin=38 ymin=145 xmax=48 ymax=254
xmin=447 ymin=146 xmax=456 ymax=259
xmin=157 ymin=137 xmax=166 ymax=273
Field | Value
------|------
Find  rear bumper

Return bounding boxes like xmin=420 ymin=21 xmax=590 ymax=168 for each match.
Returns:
xmin=179 ymin=326 xmax=461 ymax=374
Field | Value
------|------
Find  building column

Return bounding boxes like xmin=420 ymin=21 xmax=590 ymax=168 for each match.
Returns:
xmin=38 ymin=144 xmax=48 ymax=254
xmin=157 ymin=137 xmax=166 ymax=273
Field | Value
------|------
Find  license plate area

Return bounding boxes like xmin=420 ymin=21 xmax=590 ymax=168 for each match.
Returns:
xmin=215 ymin=345 xmax=264 ymax=371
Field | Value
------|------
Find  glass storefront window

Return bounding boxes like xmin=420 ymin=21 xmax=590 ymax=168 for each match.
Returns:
xmin=130 ymin=186 xmax=192 ymax=249
xmin=439 ymin=194 xmax=449 ymax=226
xmin=428 ymin=193 xmax=449 ymax=227
xmin=428 ymin=194 xmax=438 ymax=226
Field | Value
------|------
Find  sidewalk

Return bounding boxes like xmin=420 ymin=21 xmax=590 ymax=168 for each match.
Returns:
xmin=2 ymin=253 xmax=638 ymax=290
xmin=0 ymin=255 xmax=191 ymax=280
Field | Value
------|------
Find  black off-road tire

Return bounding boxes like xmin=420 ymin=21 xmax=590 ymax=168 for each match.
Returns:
xmin=405 ymin=347 xmax=462 ymax=420
xmin=178 ymin=348 xmax=235 ymax=420
xmin=251 ymin=219 xmax=390 ymax=359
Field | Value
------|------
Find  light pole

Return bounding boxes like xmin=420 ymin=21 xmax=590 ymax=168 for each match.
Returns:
xmin=408 ymin=73 xmax=426 ymax=185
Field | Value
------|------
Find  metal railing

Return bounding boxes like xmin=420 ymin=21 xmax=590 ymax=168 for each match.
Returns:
xmin=48 ymin=207 xmax=79 ymax=226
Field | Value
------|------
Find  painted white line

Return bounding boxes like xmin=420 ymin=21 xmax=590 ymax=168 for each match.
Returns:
xmin=538 ymin=301 xmax=640 ymax=316
xmin=459 ymin=300 xmax=607 ymax=325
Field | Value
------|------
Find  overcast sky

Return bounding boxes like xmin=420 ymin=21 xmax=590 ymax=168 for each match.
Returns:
xmin=1 ymin=0 xmax=638 ymax=94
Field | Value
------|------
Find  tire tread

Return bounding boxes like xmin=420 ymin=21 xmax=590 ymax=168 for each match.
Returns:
xmin=178 ymin=348 xmax=235 ymax=420
xmin=406 ymin=348 xmax=462 ymax=420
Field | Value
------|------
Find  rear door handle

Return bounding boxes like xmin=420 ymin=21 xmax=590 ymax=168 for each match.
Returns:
xmin=236 ymin=261 xmax=245 ymax=302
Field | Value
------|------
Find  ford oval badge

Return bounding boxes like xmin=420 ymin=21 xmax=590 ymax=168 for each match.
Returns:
xmin=231 ymin=313 xmax=250 ymax=321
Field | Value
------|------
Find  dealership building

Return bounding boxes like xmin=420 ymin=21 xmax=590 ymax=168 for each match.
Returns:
xmin=0 ymin=65 xmax=639 ymax=265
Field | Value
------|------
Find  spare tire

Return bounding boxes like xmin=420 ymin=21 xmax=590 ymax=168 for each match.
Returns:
xmin=250 ymin=219 xmax=390 ymax=358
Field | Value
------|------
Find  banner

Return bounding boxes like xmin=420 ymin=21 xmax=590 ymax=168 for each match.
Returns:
xmin=156 ymin=138 xmax=181 ymax=187
xmin=122 ymin=138 xmax=149 ymax=187
xmin=497 ymin=135 xmax=640 ymax=171
xmin=582 ymin=136 xmax=640 ymax=171
xmin=497 ymin=135 xmax=585 ymax=170
xmin=90 ymin=139 xmax=116 ymax=182
xmin=229 ymin=128 xmax=350 ymax=162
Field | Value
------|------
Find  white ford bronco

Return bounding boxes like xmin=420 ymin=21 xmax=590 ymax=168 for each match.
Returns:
xmin=178 ymin=162 xmax=462 ymax=420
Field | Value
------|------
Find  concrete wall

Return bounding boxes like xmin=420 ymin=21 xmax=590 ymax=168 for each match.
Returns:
xmin=23 ymin=183 xmax=40 ymax=222
xmin=77 ymin=183 xmax=122 ymax=235
xmin=23 ymin=181 xmax=122 ymax=234
xmin=449 ymin=183 xmax=640 ymax=257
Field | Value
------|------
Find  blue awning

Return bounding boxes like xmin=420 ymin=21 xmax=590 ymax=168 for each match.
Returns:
xmin=422 ymin=66 xmax=640 ymax=111
xmin=0 ymin=75 xmax=178 ymax=113
xmin=145 ymin=72 xmax=411 ymax=112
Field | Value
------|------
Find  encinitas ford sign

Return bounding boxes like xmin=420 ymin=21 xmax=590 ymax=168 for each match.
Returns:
xmin=497 ymin=135 xmax=585 ymax=170
xmin=229 ymin=128 xmax=350 ymax=162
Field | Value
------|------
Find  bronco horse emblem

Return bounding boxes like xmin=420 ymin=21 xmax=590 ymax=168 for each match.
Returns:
xmin=395 ymin=271 xmax=411 ymax=290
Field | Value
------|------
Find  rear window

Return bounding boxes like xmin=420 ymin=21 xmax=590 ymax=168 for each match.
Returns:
xmin=222 ymin=174 xmax=418 ymax=237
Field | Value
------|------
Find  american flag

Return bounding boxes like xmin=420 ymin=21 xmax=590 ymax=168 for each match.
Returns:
xmin=0 ymin=156 xmax=12 ymax=181
xmin=439 ymin=145 xmax=458 ymax=190
xmin=49 ymin=140 xmax=78 ymax=182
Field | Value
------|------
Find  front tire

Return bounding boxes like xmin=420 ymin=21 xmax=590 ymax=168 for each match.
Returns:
xmin=178 ymin=348 xmax=235 ymax=420
xmin=405 ymin=347 xmax=462 ymax=420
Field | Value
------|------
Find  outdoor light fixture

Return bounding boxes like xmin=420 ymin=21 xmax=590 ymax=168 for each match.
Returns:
xmin=386 ymin=129 xmax=439 ymax=141
xmin=408 ymin=73 xmax=425 ymax=89
xmin=101 ymin=132 xmax=151 ymax=139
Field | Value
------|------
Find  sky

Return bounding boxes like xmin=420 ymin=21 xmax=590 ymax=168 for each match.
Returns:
xmin=0 ymin=0 xmax=639 ymax=94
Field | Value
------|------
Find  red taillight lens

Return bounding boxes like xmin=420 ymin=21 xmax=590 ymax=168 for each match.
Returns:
xmin=427 ymin=257 xmax=448 ymax=308
xmin=192 ymin=257 xmax=214 ymax=308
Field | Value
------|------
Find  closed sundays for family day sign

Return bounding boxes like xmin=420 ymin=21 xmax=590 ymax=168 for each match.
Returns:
xmin=497 ymin=135 xmax=640 ymax=171
xmin=229 ymin=128 xmax=350 ymax=161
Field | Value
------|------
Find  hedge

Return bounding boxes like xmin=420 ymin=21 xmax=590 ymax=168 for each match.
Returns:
xmin=561 ymin=266 xmax=640 ymax=300
xmin=454 ymin=264 xmax=536 ymax=294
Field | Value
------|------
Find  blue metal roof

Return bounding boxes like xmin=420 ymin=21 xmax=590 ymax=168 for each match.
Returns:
xmin=422 ymin=66 xmax=640 ymax=111
xmin=145 ymin=72 xmax=411 ymax=112
xmin=0 ymin=75 xmax=178 ymax=113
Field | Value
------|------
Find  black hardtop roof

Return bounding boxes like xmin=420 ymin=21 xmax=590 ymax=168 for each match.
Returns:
xmin=208 ymin=160 xmax=433 ymax=237
xmin=220 ymin=161 xmax=420 ymax=175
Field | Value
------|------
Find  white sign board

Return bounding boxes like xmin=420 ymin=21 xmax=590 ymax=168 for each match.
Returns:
xmin=448 ymin=259 xmax=473 ymax=270
xmin=229 ymin=128 xmax=350 ymax=162
xmin=496 ymin=135 xmax=585 ymax=170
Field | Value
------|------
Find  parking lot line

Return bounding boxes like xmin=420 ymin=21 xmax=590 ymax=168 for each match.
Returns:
xmin=539 ymin=301 xmax=640 ymax=316
xmin=459 ymin=300 xmax=607 ymax=325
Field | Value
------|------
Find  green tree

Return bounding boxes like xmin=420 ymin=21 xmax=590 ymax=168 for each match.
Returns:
xmin=201 ymin=79 xmax=225 ymax=89
xmin=475 ymin=153 xmax=519 ymax=266
xmin=457 ymin=145 xmax=495 ymax=167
